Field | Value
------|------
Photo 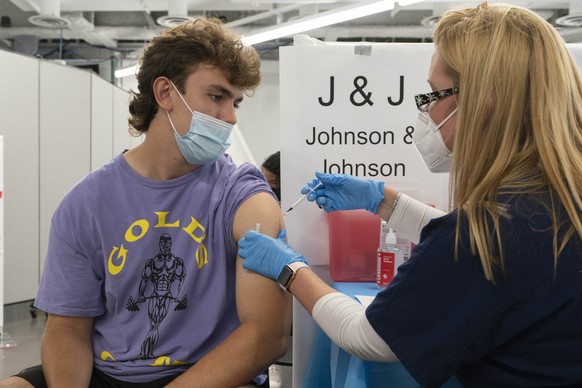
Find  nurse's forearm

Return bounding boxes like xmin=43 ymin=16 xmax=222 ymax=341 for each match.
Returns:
xmin=313 ymin=293 xmax=397 ymax=362
xmin=288 ymin=270 xmax=397 ymax=362
xmin=287 ymin=267 xmax=336 ymax=315
xmin=376 ymin=188 xmax=446 ymax=243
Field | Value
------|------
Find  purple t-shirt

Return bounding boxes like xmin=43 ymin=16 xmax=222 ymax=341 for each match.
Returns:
xmin=35 ymin=153 xmax=274 ymax=382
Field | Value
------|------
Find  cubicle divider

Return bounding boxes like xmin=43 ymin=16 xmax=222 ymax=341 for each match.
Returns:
xmin=0 ymin=50 xmax=133 ymax=304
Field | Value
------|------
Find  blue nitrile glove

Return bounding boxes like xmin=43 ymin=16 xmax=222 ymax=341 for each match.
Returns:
xmin=238 ymin=229 xmax=308 ymax=281
xmin=300 ymin=172 xmax=384 ymax=213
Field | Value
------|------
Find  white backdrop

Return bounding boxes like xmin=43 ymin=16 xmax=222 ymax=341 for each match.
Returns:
xmin=280 ymin=41 xmax=447 ymax=386
xmin=280 ymin=42 xmax=449 ymax=268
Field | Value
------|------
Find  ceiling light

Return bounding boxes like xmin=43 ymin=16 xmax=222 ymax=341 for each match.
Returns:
xmin=556 ymin=0 xmax=582 ymax=27
xmin=28 ymin=15 xmax=70 ymax=28
xmin=555 ymin=13 xmax=582 ymax=27
xmin=156 ymin=15 xmax=198 ymax=27
xmin=27 ymin=0 xmax=70 ymax=29
xmin=116 ymin=0 xmax=423 ymax=78
xmin=156 ymin=0 xmax=197 ymax=28
xmin=241 ymin=0 xmax=422 ymax=46
xmin=115 ymin=65 xmax=139 ymax=79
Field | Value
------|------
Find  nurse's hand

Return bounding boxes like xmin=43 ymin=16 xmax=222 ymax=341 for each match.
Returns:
xmin=301 ymin=172 xmax=384 ymax=213
xmin=239 ymin=229 xmax=308 ymax=281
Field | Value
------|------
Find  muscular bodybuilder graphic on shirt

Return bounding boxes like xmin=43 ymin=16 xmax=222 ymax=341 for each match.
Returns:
xmin=126 ymin=233 xmax=187 ymax=359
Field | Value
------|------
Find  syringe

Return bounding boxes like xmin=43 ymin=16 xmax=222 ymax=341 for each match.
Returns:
xmin=284 ymin=181 xmax=323 ymax=216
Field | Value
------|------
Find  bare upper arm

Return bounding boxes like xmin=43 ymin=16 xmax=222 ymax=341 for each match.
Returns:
xmin=44 ymin=314 xmax=95 ymax=337
xmin=42 ymin=314 xmax=95 ymax=357
xmin=233 ymin=192 xmax=292 ymax=330
xmin=232 ymin=191 xmax=283 ymax=242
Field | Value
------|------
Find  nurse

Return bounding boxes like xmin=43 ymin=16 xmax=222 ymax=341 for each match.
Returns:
xmin=238 ymin=2 xmax=582 ymax=386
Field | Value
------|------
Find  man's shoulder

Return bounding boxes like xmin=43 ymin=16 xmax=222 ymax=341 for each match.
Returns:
xmin=57 ymin=155 xmax=125 ymax=210
xmin=214 ymin=156 xmax=268 ymax=192
xmin=216 ymin=155 xmax=262 ymax=178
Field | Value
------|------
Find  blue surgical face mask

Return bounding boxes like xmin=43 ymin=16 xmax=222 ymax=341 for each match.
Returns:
xmin=413 ymin=108 xmax=457 ymax=173
xmin=166 ymin=81 xmax=234 ymax=165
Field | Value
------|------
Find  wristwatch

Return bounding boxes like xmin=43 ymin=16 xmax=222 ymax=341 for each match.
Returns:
xmin=277 ymin=262 xmax=309 ymax=292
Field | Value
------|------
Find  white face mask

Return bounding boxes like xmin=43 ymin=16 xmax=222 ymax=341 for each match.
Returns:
xmin=166 ymin=81 xmax=234 ymax=165
xmin=413 ymin=108 xmax=457 ymax=173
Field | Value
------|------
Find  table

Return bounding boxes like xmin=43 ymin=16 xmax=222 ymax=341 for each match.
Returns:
xmin=302 ymin=282 xmax=462 ymax=388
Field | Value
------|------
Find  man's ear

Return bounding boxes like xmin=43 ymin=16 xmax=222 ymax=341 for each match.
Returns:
xmin=153 ymin=77 xmax=174 ymax=111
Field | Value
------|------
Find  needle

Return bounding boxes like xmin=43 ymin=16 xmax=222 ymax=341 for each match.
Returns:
xmin=284 ymin=181 xmax=322 ymax=216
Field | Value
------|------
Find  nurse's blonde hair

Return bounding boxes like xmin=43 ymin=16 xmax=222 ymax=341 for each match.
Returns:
xmin=434 ymin=2 xmax=582 ymax=281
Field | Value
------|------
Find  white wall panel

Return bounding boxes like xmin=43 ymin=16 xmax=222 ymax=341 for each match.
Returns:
xmin=113 ymin=86 xmax=140 ymax=154
xmin=0 ymin=50 xmax=40 ymax=303
xmin=39 ymin=62 xmax=92 ymax=273
xmin=91 ymin=73 xmax=115 ymax=170
xmin=0 ymin=50 xmax=131 ymax=304
xmin=236 ymin=60 xmax=280 ymax=167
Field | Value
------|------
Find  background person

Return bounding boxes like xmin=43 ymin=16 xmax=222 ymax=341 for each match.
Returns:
xmin=2 ymin=18 xmax=290 ymax=388
xmin=261 ymin=151 xmax=281 ymax=202
xmin=238 ymin=2 xmax=582 ymax=387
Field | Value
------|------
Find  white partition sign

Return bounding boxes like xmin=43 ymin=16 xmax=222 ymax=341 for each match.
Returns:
xmin=280 ymin=42 xmax=447 ymax=267
xmin=280 ymin=42 xmax=447 ymax=386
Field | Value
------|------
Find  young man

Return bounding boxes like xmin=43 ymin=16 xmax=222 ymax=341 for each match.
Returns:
xmin=3 ymin=18 xmax=290 ymax=388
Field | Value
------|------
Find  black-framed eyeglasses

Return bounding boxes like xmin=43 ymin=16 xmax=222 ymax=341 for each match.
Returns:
xmin=414 ymin=87 xmax=459 ymax=112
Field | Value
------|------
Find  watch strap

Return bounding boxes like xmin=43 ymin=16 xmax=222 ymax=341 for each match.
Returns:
xmin=280 ymin=262 xmax=309 ymax=291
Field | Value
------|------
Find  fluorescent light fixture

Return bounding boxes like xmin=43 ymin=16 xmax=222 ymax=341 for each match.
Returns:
xmin=115 ymin=0 xmax=422 ymax=77
xmin=241 ymin=0 xmax=423 ymax=46
xmin=115 ymin=64 xmax=139 ymax=79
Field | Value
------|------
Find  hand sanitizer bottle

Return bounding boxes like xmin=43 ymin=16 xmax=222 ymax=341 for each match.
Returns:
xmin=394 ymin=229 xmax=412 ymax=264
xmin=377 ymin=222 xmax=401 ymax=289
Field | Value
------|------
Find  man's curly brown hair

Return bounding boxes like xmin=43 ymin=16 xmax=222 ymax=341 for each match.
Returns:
xmin=128 ymin=18 xmax=261 ymax=135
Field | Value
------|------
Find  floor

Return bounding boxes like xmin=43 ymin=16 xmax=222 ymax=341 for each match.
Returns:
xmin=0 ymin=301 xmax=292 ymax=386
xmin=0 ymin=301 xmax=44 ymax=379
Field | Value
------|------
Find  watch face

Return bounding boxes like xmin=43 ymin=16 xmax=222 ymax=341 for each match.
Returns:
xmin=278 ymin=266 xmax=294 ymax=287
